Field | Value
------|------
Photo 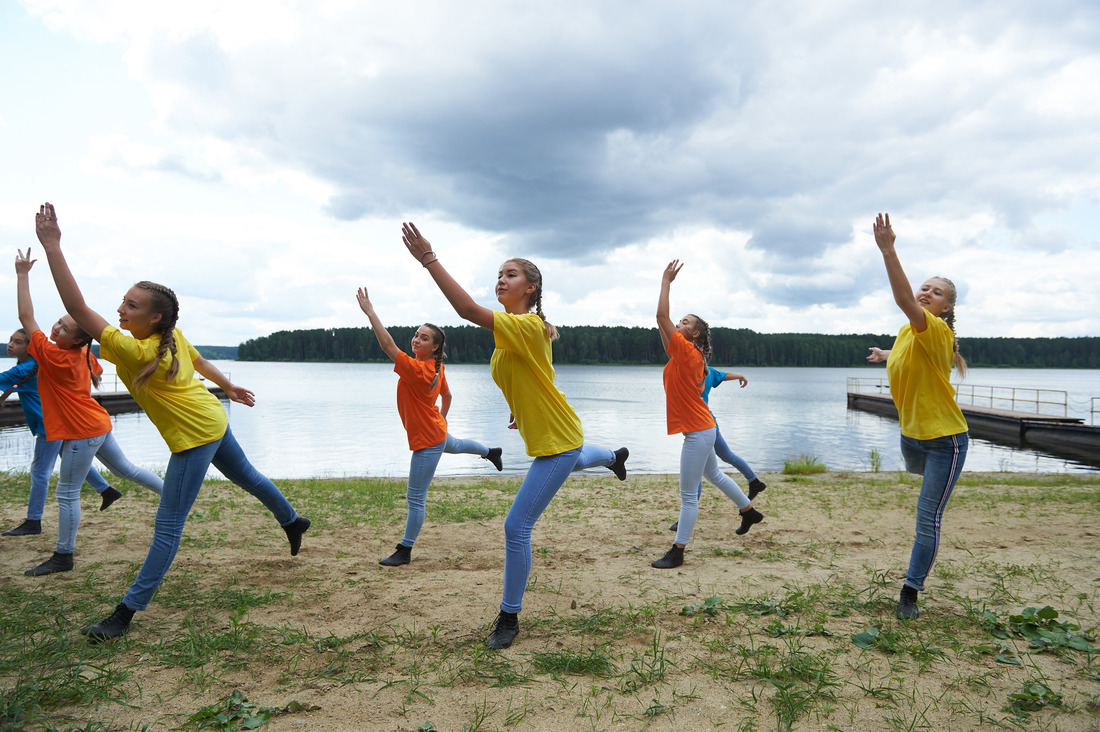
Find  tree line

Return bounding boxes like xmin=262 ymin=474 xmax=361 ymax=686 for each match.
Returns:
xmin=237 ymin=325 xmax=1100 ymax=368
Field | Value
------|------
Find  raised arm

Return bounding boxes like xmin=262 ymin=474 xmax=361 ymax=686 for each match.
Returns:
xmin=656 ymin=260 xmax=682 ymax=350
xmin=34 ymin=203 xmax=110 ymax=341
xmin=356 ymin=287 xmax=402 ymax=361
xmin=401 ymin=222 xmax=495 ymax=330
xmin=193 ymin=354 xmax=257 ymax=407
xmin=874 ymin=213 xmax=927 ymax=332
xmin=15 ymin=249 xmax=41 ymax=335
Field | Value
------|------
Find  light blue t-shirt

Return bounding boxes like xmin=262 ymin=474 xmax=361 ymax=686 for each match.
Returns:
xmin=0 ymin=359 xmax=45 ymax=437
xmin=700 ymin=366 xmax=726 ymax=405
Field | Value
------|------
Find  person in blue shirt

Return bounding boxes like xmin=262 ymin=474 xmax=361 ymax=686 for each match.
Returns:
xmin=668 ymin=366 xmax=766 ymax=532
xmin=1 ymin=328 xmax=119 ymax=537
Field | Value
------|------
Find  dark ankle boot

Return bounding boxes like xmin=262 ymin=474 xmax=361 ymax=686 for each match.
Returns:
xmin=379 ymin=544 xmax=412 ymax=566
xmin=487 ymin=610 xmax=520 ymax=649
xmin=747 ymin=478 xmax=766 ymax=501
xmin=283 ymin=516 xmax=310 ymax=556
xmin=484 ymin=447 xmax=504 ymax=471
xmin=897 ymin=585 xmax=919 ymax=620
xmin=736 ymin=507 xmax=763 ymax=535
xmin=3 ymin=519 xmax=42 ymax=536
xmin=25 ymin=551 xmax=74 ymax=576
xmin=82 ymin=603 xmax=136 ymax=641
xmin=609 ymin=447 xmax=629 ymax=481
xmin=99 ymin=487 xmax=123 ymax=511
xmin=651 ymin=545 xmax=684 ymax=569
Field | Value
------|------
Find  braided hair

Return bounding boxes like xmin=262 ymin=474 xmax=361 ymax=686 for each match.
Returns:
xmin=686 ymin=313 xmax=713 ymax=386
xmin=422 ymin=323 xmax=446 ymax=390
xmin=0 ymin=329 xmax=36 ymax=403
xmin=131 ymin=281 xmax=181 ymax=390
xmin=933 ymin=276 xmax=967 ymax=377
xmin=506 ymin=258 xmax=560 ymax=340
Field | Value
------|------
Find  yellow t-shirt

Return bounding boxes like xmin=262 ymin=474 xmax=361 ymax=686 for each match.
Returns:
xmin=886 ymin=310 xmax=968 ymax=440
xmin=491 ymin=311 xmax=583 ymax=457
xmin=99 ymin=326 xmax=228 ymax=452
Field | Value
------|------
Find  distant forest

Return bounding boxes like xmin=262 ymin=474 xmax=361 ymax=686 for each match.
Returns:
xmin=237 ymin=326 xmax=1100 ymax=368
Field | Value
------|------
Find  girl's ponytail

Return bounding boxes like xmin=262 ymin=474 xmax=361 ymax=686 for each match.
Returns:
xmin=132 ymin=282 xmax=181 ymax=390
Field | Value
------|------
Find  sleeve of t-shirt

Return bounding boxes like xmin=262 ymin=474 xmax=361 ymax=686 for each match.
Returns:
xmin=493 ymin=311 xmax=542 ymax=358
xmin=912 ymin=311 xmax=953 ymax=361
xmin=99 ymin=326 xmax=150 ymax=371
xmin=707 ymin=367 xmax=725 ymax=390
xmin=392 ymin=350 xmax=415 ymax=379
xmin=439 ymin=369 xmax=449 ymax=395
xmin=0 ymin=360 xmax=34 ymax=390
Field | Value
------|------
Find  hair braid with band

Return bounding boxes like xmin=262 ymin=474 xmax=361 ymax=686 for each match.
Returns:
xmin=687 ymin=313 xmax=712 ymax=386
xmin=933 ymin=276 xmax=967 ymax=377
xmin=422 ymin=323 xmax=446 ymax=390
xmin=132 ymin=281 xmax=182 ymax=390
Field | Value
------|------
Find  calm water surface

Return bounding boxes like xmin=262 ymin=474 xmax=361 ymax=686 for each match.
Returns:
xmin=1 ymin=361 xmax=1097 ymax=480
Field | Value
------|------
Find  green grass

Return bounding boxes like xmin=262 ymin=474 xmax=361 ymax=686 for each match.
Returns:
xmin=782 ymin=454 xmax=828 ymax=475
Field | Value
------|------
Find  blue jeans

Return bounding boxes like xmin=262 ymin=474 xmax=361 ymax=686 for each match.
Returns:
xmin=400 ymin=433 xmax=490 ymax=548
xmin=694 ymin=424 xmax=757 ymax=499
xmin=28 ymin=435 xmax=111 ymax=521
xmin=500 ymin=447 xmax=582 ymax=613
xmin=572 ymin=444 xmax=615 ymax=472
xmin=900 ymin=432 xmax=968 ymax=591
xmin=674 ymin=428 xmax=751 ymax=546
xmin=55 ymin=431 xmax=163 ymax=554
xmin=122 ymin=426 xmax=298 ymax=610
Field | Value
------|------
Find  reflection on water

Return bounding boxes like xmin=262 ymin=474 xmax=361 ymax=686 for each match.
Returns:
xmin=1 ymin=362 xmax=1097 ymax=480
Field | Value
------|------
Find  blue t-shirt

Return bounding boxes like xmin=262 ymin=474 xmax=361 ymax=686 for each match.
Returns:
xmin=0 ymin=359 xmax=45 ymax=437
xmin=700 ymin=366 xmax=726 ymax=405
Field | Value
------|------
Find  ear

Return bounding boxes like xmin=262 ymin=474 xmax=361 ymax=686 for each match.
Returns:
xmin=149 ymin=311 xmax=163 ymax=325
xmin=525 ymin=282 xmax=537 ymax=295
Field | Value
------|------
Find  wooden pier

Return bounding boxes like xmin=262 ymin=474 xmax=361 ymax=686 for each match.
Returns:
xmin=847 ymin=378 xmax=1100 ymax=466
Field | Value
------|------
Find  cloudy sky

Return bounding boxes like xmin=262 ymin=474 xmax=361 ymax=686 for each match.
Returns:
xmin=2 ymin=0 xmax=1098 ymax=346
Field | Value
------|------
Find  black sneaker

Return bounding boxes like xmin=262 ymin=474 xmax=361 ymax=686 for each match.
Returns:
xmin=609 ymin=447 xmax=629 ymax=481
xmin=668 ymin=520 xmax=678 ymax=532
xmin=747 ymin=479 xmax=766 ymax=501
xmin=99 ymin=487 xmax=123 ymax=511
xmin=3 ymin=519 xmax=42 ymax=536
xmin=283 ymin=516 xmax=310 ymax=556
xmin=484 ymin=447 xmax=504 ymax=472
xmin=651 ymin=545 xmax=684 ymax=569
xmin=897 ymin=585 xmax=919 ymax=620
xmin=735 ymin=508 xmax=763 ymax=535
xmin=82 ymin=603 xmax=135 ymax=642
xmin=379 ymin=544 xmax=412 ymax=566
xmin=25 ymin=552 xmax=74 ymax=576
xmin=487 ymin=611 xmax=519 ymax=650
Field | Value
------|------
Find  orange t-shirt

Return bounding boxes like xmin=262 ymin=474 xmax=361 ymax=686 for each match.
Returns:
xmin=394 ymin=351 xmax=448 ymax=451
xmin=28 ymin=330 xmax=112 ymax=441
xmin=663 ymin=331 xmax=716 ymax=435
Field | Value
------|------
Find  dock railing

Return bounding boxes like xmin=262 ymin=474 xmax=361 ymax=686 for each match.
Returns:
xmin=847 ymin=377 xmax=1070 ymax=417
xmin=1093 ymin=397 xmax=1099 ymax=426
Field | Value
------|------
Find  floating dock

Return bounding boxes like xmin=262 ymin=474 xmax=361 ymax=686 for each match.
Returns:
xmin=847 ymin=378 xmax=1100 ymax=466
xmin=0 ymin=386 xmax=227 ymax=427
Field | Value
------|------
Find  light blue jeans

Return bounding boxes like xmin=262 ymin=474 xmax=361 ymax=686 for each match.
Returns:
xmin=28 ymin=435 xmax=111 ymax=521
xmin=55 ymin=431 xmax=164 ymax=554
xmin=694 ymin=424 xmax=757 ymax=498
xmin=901 ymin=431 xmax=968 ymax=591
xmin=122 ymin=426 xmax=299 ymax=611
xmin=500 ymin=446 xmax=594 ymax=614
xmin=674 ymin=428 xmax=751 ymax=546
xmin=399 ymin=433 xmax=491 ymax=548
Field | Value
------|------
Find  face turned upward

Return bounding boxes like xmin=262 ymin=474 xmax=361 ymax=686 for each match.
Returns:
xmin=117 ymin=286 xmax=162 ymax=339
xmin=412 ymin=325 xmax=441 ymax=360
xmin=6 ymin=331 xmax=29 ymax=359
xmin=916 ymin=277 xmax=955 ymax=317
xmin=50 ymin=315 xmax=88 ymax=350
xmin=495 ymin=261 xmax=537 ymax=313
xmin=675 ymin=315 xmax=700 ymax=342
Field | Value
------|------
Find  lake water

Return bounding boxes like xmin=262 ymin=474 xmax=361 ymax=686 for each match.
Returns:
xmin=1 ymin=361 xmax=1097 ymax=480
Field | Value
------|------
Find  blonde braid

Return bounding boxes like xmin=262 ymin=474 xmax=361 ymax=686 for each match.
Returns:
xmin=934 ymin=276 xmax=967 ymax=377
xmin=84 ymin=342 xmax=101 ymax=389
xmin=131 ymin=282 xmax=181 ymax=389
xmin=424 ymin=323 xmax=446 ymax=391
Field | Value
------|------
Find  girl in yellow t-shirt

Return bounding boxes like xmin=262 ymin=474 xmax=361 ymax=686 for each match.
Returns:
xmin=34 ymin=202 xmax=310 ymax=642
xmin=399 ymin=222 xmax=628 ymax=650
xmin=356 ymin=286 xmax=503 ymax=567
xmin=651 ymin=260 xmax=761 ymax=570
xmin=866 ymin=213 xmax=968 ymax=621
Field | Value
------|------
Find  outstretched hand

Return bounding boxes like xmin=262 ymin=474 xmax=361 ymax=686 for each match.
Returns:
xmin=14 ymin=248 xmax=36 ymax=275
xmin=35 ymin=203 xmax=61 ymax=248
xmin=401 ymin=222 xmax=434 ymax=264
xmin=356 ymin=286 xmax=374 ymax=315
xmin=662 ymin=259 xmax=684 ymax=284
xmin=873 ymin=213 xmax=895 ymax=251
xmin=225 ymin=384 xmax=257 ymax=407
xmin=866 ymin=347 xmax=888 ymax=363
